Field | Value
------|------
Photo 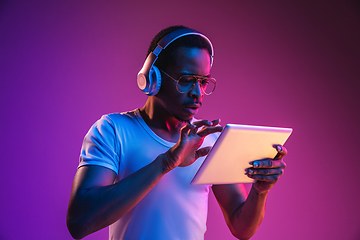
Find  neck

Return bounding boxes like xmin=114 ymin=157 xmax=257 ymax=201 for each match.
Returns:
xmin=139 ymin=98 xmax=187 ymax=142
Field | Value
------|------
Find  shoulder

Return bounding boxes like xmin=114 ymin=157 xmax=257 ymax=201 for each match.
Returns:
xmin=98 ymin=109 xmax=139 ymax=127
xmin=85 ymin=109 xmax=140 ymax=138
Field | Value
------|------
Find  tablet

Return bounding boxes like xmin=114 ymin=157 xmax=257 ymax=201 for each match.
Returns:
xmin=191 ymin=124 xmax=293 ymax=185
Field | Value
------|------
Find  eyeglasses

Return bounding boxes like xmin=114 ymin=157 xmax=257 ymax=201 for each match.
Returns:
xmin=159 ymin=69 xmax=216 ymax=95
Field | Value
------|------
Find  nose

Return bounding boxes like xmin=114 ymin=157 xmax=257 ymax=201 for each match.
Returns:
xmin=189 ymin=79 xmax=203 ymax=98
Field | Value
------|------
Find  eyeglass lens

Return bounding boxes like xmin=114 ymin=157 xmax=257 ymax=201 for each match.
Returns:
xmin=177 ymin=76 xmax=216 ymax=95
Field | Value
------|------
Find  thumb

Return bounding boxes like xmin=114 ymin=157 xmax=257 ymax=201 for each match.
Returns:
xmin=195 ymin=146 xmax=212 ymax=159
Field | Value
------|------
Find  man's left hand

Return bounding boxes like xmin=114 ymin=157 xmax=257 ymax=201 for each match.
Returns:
xmin=245 ymin=145 xmax=287 ymax=194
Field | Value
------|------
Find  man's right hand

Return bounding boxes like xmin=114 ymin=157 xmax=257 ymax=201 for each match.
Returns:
xmin=162 ymin=119 xmax=223 ymax=172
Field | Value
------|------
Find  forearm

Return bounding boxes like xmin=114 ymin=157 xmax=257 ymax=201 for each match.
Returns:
xmin=230 ymin=186 xmax=269 ymax=240
xmin=67 ymin=154 xmax=168 ymax=239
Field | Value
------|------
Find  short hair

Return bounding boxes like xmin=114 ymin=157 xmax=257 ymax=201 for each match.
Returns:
xmin=147 ymin=25 xmax=213 ymax=70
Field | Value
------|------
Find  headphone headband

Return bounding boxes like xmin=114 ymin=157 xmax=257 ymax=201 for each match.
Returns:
xmin=137 ymin=28 xmax=214 ymax=96
xmin=153 ymin=28 xmax=214 ymax=61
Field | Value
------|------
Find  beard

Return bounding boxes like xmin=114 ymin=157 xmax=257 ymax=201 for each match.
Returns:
xmin=173 ymin=114 xmax=192 ymax=124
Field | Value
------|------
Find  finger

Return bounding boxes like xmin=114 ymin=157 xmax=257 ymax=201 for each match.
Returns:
xmin=197 ymin=126 xmax=223 ymax=137
xmin=189 ymin=125 xmax=199 ymax=135
xmin=185 ymin=120 xmax=209 ymax=135
xmin=195 ymin=146 xmax=212 ymax=159
xmin=180 ymin=123 xmax=196 ymax=136
xmin=192 ymin=119 xmax=212 ymax=127
xmin=273 ymin=144 xmax=287 ymax=160
xmin=189 ymin=119 xmax=221 ymax=136
xmin=246 ymin=167 xmax=285 ymax=176
xmin=211 ymin=119 xmax=221 ymax=126
xmin=192 ymin=119 xmax=221 ymax=128
xmin=251 ymin=159 xmax=286 ymax=169
xmin=246 ymin=174 xmax=280 ymax=183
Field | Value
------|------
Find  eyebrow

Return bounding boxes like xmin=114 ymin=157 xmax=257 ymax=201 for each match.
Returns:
xmin=179 ymin=71 xmax=211 ymax=78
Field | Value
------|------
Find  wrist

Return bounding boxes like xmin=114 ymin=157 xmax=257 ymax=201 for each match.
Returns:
xmin=160 ymin=151 xmax=178 ymax=174
xmin=251 ymin=184 xmax=270 ymax=196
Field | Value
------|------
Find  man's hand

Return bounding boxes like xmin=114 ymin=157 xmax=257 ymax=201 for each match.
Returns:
xmin=245 ymin=145 xmax=287 ymax=194
xmin=163 ymin=119 xmax=223 ymax=172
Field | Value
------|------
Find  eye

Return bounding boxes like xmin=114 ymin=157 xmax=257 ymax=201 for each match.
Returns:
xmin=200 ymin=79 xmax=209 ymax=86
xmin=178 ymin=76 xmax=195 ymax=86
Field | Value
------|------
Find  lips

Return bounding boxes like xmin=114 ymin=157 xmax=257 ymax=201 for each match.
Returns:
xmin=184 ymin=102 xmax=201 ymax=109
xmin=183 ymin=103 xmax=201 ymax=115
xmin=185 ymin=105 xmax=200 ymax=109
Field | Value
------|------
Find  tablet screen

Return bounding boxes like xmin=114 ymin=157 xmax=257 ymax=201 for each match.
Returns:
xmin=191 ymin=124 xmax=292 ymax=185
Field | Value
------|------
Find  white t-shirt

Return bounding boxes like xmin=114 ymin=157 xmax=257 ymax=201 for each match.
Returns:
xmin=79 ymin=109 xmax=218 ymax=240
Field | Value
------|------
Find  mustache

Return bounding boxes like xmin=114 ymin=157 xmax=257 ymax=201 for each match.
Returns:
xmin=184 ymin=101 xmax=202 ymax=107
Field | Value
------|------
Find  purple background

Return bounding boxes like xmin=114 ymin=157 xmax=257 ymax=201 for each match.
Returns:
xmin=1 ymin=0 xmax=359 ymax=239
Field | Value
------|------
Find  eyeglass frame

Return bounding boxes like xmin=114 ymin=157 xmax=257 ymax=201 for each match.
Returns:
xmin=159 ymin=68 xmax=216 ymax=95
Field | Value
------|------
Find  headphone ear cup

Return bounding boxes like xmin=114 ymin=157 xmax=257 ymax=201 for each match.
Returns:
xmin=148 ymin=66 xmax=162 ymax=96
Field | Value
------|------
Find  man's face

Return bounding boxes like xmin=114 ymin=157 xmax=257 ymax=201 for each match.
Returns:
xmin=156 ymin=47 xmax=211 ymax=122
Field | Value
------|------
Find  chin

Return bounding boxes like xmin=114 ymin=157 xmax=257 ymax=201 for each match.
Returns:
xmin=174 ymin=114 xmax=193 ymax=123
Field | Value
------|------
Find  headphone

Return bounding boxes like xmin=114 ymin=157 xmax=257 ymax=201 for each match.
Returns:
xmin=137 ymin=28 xmax=214 ymax=96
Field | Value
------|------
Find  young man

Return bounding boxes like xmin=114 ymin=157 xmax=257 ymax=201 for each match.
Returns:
xmin=67 ymin=26 xmax=287 ymax=240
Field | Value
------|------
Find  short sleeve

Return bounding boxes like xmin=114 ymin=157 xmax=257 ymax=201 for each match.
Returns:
xmin=78 ymin=115 xmax=120 ymax=173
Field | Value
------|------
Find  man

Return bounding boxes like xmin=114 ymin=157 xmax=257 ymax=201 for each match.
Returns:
xmin=67 ymin=25 xmax=287 ymax=240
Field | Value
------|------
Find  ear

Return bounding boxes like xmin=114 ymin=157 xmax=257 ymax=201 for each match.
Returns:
xmin=148 ymin=65 xmax=162 ymax=96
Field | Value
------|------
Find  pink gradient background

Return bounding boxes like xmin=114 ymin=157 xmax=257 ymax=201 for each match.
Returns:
xmin=1 ymin=0 xmax=359 ymax=239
